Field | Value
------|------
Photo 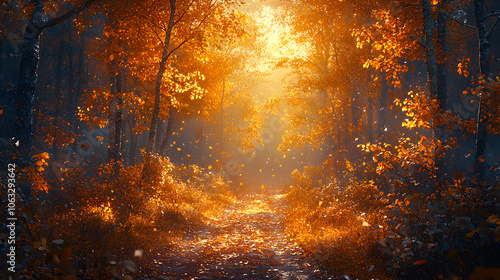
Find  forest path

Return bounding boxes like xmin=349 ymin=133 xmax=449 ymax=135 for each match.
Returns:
xmin=151 ymin=189 xmax=338 ymax=280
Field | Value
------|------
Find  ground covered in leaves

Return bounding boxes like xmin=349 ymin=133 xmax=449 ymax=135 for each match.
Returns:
xmin=148 ymin=189 xmax=343 ymax=280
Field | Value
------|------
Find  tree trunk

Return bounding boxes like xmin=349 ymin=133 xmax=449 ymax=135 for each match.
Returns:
xmin=473 ymin=0 xmax=492 ymax=181
xmin=108 ymin=70 xmax=122 ymax=165
xmin=52 ymin=40 xmax=64 ymax=161
xmin=377 ymin=75 xmax=389 ymax=139
xmin=220 ymin=77 xmax=225 ymax=160
xmin=127 ymin=117 xmax=138 ymax=166
xmin=67 ymin=26 xmax=75 ymax=132
xmin=13 ymin=3 xmax=44 ymax=172
xmin=159 ymin=106 xmax=175 ymax=155
xmin=435 ymin=0 xmax=448 ymax=181
xmin=422 ymin=0 xmax=439 ymax=100
xmin=146 ymin=0 xmax=176 ymax=153
xmin=74 ymin=31 xmax=86 ymax=133
xmin=422 ymin=0 xmax=443 ymax=179
xmin=367 ymin=97 xmax=373 ymax=143
xmin=12 ymin=0 xmax=95 ymax=198
xmin=437 ymin=0 xmax=447 ymax=111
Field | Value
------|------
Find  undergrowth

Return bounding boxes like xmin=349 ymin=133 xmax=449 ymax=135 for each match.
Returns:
xmin=0 ymin=152 xmax=234 ymax=280
xmin=282 ymin=86 xmax=500 ymax=280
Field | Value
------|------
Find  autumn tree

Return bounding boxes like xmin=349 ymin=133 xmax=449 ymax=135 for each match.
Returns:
xmin=472 ymin=0 xmax=500 ymax=180
xmin=8 ymin=0 xmax=95 ymax=198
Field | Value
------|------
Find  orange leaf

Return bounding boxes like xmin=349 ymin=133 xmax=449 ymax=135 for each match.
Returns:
xmin=413 ymin=259 xmax=428 ymax=265
xmin=466 ymin=230 xmax=477 ymax=238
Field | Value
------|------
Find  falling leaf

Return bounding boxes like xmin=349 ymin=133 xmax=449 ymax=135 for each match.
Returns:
xmin=123 ymin=260 xmax=136 ymax=272
xmin=413 ymin=259 xmax=428 ymax=265
xmin=466 ymin=230 xmax=478 ymax=238
xmin=134 ymin=250 xmax=143 ymax=258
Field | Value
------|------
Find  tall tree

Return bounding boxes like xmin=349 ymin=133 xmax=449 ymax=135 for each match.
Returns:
xmin=12 ymin=0 xmax=95 ymax=197
xmin=473 ymin=0 xmax=499 ymax=180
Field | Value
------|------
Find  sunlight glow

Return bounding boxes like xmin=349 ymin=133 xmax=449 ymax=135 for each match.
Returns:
xmin=250 ymin=5 xmax=312 ymax=73
xmin=88 ymin=202 xmax=115 ymax=222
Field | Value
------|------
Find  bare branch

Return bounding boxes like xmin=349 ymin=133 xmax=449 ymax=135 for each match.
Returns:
xmin=447 ymin=15 xmax=477 ymax=30
xmin=485 ymin=10 xmax=500 ymax=20
xmin=486 ymin=14 xmax=500 ymax=39
xmin=43 ymin=0 xmax=96 ymax=29
xmin=174 ymin=0 xmax=196 ymax=26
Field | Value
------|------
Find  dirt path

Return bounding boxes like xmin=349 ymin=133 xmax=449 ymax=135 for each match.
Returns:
xmin=150 ymin=191 xmax=338 ymax=279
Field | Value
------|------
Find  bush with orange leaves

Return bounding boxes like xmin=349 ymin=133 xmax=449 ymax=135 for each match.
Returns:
xmin=283 ymin=85 xmax=500 ymax=279
xmin=2 ymin=152 xmax=233 ymax=280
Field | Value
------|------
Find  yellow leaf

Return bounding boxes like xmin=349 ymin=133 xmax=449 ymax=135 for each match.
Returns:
xmin=109 ymin=54 xmax=114 ymax=61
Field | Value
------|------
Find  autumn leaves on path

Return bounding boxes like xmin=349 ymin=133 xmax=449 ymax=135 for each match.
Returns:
xmin=151 ymin=191 xmax=337 ymax=279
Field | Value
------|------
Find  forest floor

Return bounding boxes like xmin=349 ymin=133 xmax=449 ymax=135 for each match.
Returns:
xmin=148 ymin=188 xmax=342 ymax=280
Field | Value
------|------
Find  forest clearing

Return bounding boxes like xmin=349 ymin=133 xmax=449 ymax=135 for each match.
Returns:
xmin=1 ymin=0 xmax=500 ymax=279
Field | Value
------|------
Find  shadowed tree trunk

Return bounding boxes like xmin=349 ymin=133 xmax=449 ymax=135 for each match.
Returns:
xmin=74 ymin=31 xmax=86 ymax=133
xmin=473 ymin=0 xmax=498 ymax=181
xmin=159 ymin=106 xmax=175 ymax=155
xmin=52 ymin=39 xmax=64 ymax=161
xmin=367 ymin=97 xmax=373 ymax=143
xmin=12 ymin=0 xmax=95 ymax=198
xmin=108 ymin=70 xmax=123 ymax=166
xmin=435 ymin=0 xmax=448 ymax=182
xmin=377 ymin=75 xmax=389 ymax=140
xmin=422 ymin=0 xmax=444 ymax=180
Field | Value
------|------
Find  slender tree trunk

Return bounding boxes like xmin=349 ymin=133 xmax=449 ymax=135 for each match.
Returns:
xmin=437 ymin=0 xmax=447 ymax=111
xmin=367 ymin=97 xmax=373 ymax=143
xmin=13 ymin=3 xmax=43 ymax=170
xmin=146 ymin=0 xmax=176 ymax=153
xmin=127 ymin=118 xmax=138 ymax=166
xmin=52 ymin=40 xmax=64 ymax=161
xmin=350 ymin=90 xmax=359 ymax=129
xmin=377 ymin=75 xmax=389 ymax=139
xmin=220 ymin=77 xmax=225 ymax=160
xmin=422 ymin=0 xmax=443 ymax=179
xmin=473 ymin=0 xmax=493 ymax=181
xmin=67 ymin=26 xmax=75 ymax=131
xmin=74 ymin=31 xmax=86 ymax=133
xmin=108 ymin=70 xmax=122 ymax=165
xmin=12 ymin=0 xmax=94 ymax=198
xmin=159 ymin=106 xmax=175 ymax=155
xmin=422 ymin=0 xmax=439 ymax=100
xmin=435 ymin=0 xmax=448 ymax=181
